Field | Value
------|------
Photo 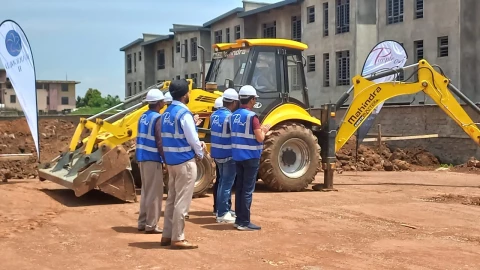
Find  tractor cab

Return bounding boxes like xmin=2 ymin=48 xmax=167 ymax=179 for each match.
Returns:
xmin=205 ymin=39 xmax=310 ymax=120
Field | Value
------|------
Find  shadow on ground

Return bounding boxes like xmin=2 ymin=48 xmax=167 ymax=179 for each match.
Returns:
xmin=128 ymin=242 xmax=167 ymax=250
xmin=111 ymin=226 xmax=143 ymax=234
xmin=39 ymin=188 xmax=129 ymax=207
xmin=201 ymin=224 xmax=236 ymax=231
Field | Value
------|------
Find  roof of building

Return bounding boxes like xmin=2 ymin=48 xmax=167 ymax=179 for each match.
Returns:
xmin=213 ymin=38 xmax=308 ymax=51
xmin=37 ymin=80 xmax=81 ymax=84
xmin=141 ymin=35 xmax=174 ymax=46
xmin=119 ymin=38 xmax=144 ymax=51
xmin=169 ymin=24 xmax=210 ymax=33
xmin=238 ymin=0 xmax=301 ymax=18
xmin=203 ymin=7 xmax=244 ymax=27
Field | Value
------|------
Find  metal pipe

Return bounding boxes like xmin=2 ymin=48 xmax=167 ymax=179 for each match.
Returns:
xmin=87 ymin=83 xmax=164 ymax=121
xmin=198 ymin=45 xmax=206 ymax=90
xmin=448 ymin=83 xmax=480 ymax=115
xmin=104 ymin=102 xmax=145 ymax=122
xmin=87 ymin=102 xmax=125 ymax=120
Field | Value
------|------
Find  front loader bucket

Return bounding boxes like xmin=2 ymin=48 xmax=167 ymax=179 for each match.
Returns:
xmin=38 ymin=145 xmax=137 ymax=202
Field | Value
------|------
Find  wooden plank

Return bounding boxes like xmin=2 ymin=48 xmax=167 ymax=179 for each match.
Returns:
xmin=363 ymin=134 xmax=439 ymax=142
xmin=0 ymin=154 xmax=33 ymax=161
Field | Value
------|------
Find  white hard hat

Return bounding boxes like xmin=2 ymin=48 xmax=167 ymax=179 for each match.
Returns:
xmin=145 ymin=89 xmax=165 ymax=103
xmin=223 ymin=88 xmax=239 ymax=101
xmin=214 ymin=97 xmax=223 ymax=108
xmin=239 ymin=85 xmax=259 ymax=98
xmin=164 ymin=91 xmax=173 ymax=102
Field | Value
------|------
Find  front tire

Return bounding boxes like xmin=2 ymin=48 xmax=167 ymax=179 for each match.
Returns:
xmin=259 ymin=122 xmax=321 ymax=191
xmin=163 ymin=154 xmax=216 ymax=198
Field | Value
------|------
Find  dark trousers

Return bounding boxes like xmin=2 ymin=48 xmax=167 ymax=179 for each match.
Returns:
xmin=234 ymin=158 xmax=260 ymax=226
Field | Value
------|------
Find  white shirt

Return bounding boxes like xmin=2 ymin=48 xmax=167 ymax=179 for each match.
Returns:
xmin=171 ymin=100 xmax=204 ymax=159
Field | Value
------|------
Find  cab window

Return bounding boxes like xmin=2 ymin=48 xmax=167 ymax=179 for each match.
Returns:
xmin=286 ymin=54 xmax=305 ymax=102
xmin=251 ymin=51 xmax=277 ymax=93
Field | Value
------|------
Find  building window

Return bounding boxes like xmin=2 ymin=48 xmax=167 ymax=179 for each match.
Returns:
xmin=235 ymin=25 xmax=241 ymax=40
xmin=323 ymin=3 xmax=329 ymax=36
xmin=190 ymin=37 xmax=198 ymax=61
xmin=263 ymin=21 xmax=276 ymax=38
xmin=127 ymin=83 xmax=131 ymax=97
xmin=185 ymin=74 xmax=188 ymax=79
xmin=414 ymin=40 xmax=424 ymax=62
xmin=157 ymin=49 xmax=165 ymax=69
xmin=184 ymin=39 xmax=188 ymax=63
xmin=61 ymin=83 xmax=69 ymax=92
xmin=134 ymin=52 xmax=137 ymax=72
xmin=176 ymin=41 xmax=180 ymax=53
xmin=307 ymin=6 xmax=315 ymax=23
xmin=134 ymin=82 xmax=137 ymax=94
xmin=336 ymin=50 xmax=350 ymax=86
xmin=336 ymin=0 xmax=350 ymax=34
xmin=10 ymin=95 xmax=16 ymax=103
xmin=139 ymin=81 xmax=142 ymax=91
xmin=323 ymin=53 xmax=330 ymax=87
xmin=214 ymin=30 xmax=223 ymax=43
xmin=171 ymin=46 xmax=174 ymax=68
xmin=438 ymin=36 xmax=448 ymax=57
xmin=191 ymin=73 xmax=198 ymax=86
xmin=139 ymin=51 xmax=142 ymax=61
xmin=291 ymin=16 xmax=301 ymax=42
xmin=415 ymin=0 xmax=423 ymax=19
xmin=226 ymin=28 xmax=231 ymax=43
xmin=47 ymin=96 xmax=49 ymax=106
xmin=387 ymin=0 xmax=404 ymax=24
xmin=61 ymin=97 xmax=69 ymax=105
xmin=307 ymin=55 xmax=315 ymax=72
xmin=176 ymin=75 xmax=180 ymax=80
xmin=127 ymin=54 xmax=132 ymax=73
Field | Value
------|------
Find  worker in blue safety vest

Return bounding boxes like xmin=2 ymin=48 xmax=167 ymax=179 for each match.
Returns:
xmin=211 ymin=96 xmax=228 ymax=215
xmin=210 ymin=89 xmax=239 ymax=223
xmin=135 ymin=88 xmax=166 ymax=234
xmin=230 ymin=85 xmax=270 ymax=231
xmin=160 ymin=79 xmax=204 ymax=249
xmin=164 ymin=91 xmax=173 ymax=106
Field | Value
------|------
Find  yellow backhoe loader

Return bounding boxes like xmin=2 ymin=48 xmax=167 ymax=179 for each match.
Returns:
xmin=37 ymin=38 xmax=480 ymax=202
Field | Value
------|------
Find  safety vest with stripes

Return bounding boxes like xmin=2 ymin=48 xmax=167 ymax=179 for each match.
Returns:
xmin=230 ymin=108 xmax=263 ymax=161
xmin=136 ymin=110 xmax=163 ymax=163
xmin=161 ymin=104 xmax=195 ymax=165
xmin=210 ymin=108 xmax=232 ymax=159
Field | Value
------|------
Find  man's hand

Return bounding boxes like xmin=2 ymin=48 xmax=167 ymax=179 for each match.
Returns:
xmin=261 ymin=124 xmax=271 ymax=133
xmin=162 ymin=163 xmax=168 ymax=174
xmin=194 ymin=114 xmax=202 ymax=126
xmin=195 ymin=154 xmax=203 ymax=162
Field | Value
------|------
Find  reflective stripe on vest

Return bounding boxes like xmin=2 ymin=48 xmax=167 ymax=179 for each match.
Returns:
xmin=135 ymin=110 xmax=163 ymax=163
xmin=230 ymin=108 xmax=263 ymax=161
xmin=210 ymin=108 xmax=232 ymax=159
xmin=161 ymin=104 xmax=195 ymax=165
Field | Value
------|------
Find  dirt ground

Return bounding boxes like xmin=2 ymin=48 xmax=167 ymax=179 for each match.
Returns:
xmin=1 ymin=171 xmax=480 ymax=270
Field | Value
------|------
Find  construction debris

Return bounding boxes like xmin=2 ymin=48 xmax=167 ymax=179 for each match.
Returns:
xmin=335 ymin=136 xmax=440 ymax=173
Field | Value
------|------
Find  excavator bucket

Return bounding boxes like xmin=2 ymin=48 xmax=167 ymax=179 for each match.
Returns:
xmin=38 ymin=144 xmax=137 ymax=202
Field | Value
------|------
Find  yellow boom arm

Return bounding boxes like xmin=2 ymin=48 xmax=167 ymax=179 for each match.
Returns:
xmin=336 ymin=60 xmax=480 ymax=152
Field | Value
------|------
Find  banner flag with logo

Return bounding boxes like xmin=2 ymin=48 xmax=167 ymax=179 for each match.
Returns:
xmin=0 ymin=20 xmax=40 ymax=159
xmin=356 ymin=40 xmax=408 ymax=144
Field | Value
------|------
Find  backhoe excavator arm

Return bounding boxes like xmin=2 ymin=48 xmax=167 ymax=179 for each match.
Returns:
xmin=336 ymin=60 xmax=480 ymax=152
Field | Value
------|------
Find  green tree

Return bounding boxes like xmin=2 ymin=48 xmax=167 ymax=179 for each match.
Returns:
xmin=76 ymin=96 xmax=85 ymax=107
xmin=75 ymin=88 xmax=122 ymax=108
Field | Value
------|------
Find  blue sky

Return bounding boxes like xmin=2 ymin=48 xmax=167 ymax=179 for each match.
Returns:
xmin=1 ymin=0 xmax=278 ymax=99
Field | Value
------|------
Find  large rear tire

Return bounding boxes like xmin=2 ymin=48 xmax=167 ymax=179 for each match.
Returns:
xmin=163 ymin=154 xmax=216 ymax=198
xmin=259 ymin=122 xmax=321 ymax=191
